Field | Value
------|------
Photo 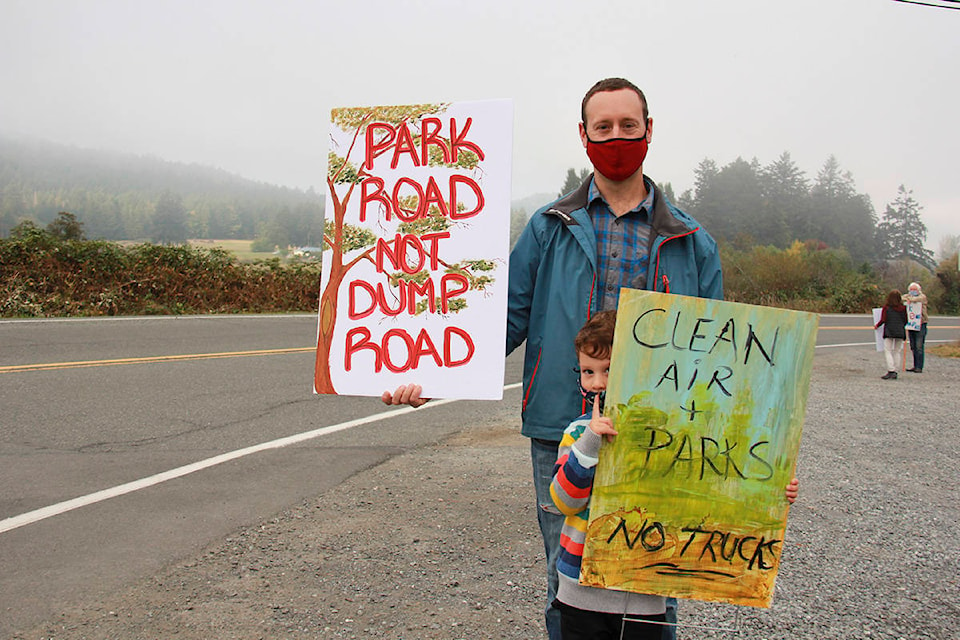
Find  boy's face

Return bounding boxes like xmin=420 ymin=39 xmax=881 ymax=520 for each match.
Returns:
xmin=578 ymin=351 xmax=611 ymax=395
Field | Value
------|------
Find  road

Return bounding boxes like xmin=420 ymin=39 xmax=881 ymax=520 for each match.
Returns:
xmin=0 ymin=313 xmax=957 ymax=637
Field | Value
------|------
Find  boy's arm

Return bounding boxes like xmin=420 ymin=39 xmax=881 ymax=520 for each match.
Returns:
xmin=550 ymin=420 xmax=603 ymax=516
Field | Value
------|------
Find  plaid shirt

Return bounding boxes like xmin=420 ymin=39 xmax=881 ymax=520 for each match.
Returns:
xmin=588 ymin=177 xmax=654 ymax=310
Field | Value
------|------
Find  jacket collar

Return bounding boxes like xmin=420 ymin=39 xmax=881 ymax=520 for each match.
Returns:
xmin=545 ymin=173 xmax=696 ymax=237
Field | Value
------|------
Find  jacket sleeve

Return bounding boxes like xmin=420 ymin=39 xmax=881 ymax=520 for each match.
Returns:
xmin=550 ymin=421 xmax=603 ymax=517
xmin=506 ymin=215 xmax=541 ymax=355
xmin=696 ymin=232 xmax=724 ymax=301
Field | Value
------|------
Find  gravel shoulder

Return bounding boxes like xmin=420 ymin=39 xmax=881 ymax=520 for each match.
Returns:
xmin=13 ymin=348 xmax=960 ymax=640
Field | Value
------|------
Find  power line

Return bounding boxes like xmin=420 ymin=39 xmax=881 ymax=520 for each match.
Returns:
xmin=892 ymin=0 xmax=960 ymax=10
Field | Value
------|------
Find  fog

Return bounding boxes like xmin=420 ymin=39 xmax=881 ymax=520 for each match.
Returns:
xmin=1 ymin=0 xmax=957 ymax=252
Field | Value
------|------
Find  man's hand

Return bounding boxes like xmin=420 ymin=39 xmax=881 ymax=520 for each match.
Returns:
xmin=785 ymin=477 xmax=799 ymax=504
xmin=381 ymin=384 xmax=430 ymax=408
xmin=588 ymin=395 xmax=618 ymax=441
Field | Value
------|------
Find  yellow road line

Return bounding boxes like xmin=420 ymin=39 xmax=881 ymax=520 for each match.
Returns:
xmin=820 ymin=325 xmax=956 ymax=330
xmin=0 ymin=347 xmax=314 ymax=374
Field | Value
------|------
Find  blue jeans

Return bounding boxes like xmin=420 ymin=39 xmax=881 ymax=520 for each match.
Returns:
xmin=531 ymin=438 xmax=565 ymax=640
xmin=908 ymin=323 xmax=927 ymax=370
xmin=530 ymin=438 xmax=678 ymax=640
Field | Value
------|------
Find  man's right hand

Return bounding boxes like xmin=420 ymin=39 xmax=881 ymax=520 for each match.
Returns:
xmin=381 ymin=384 xmax=430 ymax=408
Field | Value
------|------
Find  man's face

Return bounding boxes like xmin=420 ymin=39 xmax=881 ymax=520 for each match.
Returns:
xmin=580 ymin=88 xmax=652 ymax=146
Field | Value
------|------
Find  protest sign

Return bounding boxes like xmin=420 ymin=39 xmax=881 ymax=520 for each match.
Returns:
xmin=906 ymin=301 xmax=923 ymax=331
xmin=580 ymin=290 xmax=818 ymax=607
xmin=314 ymin=100 xmax=513 ymax=399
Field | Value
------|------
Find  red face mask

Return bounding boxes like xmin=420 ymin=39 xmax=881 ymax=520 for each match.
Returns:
xmin=585 ymin=136 xmax=648 ymax=182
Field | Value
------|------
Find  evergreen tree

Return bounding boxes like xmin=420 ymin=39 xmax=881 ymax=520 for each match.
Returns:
xmin=759 ymin=152 xmax=808 ymax=247
xmin=152 ymin=191 xmax=189 ymax=244
xmin=558 ymin=167 xmax=590 ymax=197
xmin=876 ymin=185 xmax=934 ymax=269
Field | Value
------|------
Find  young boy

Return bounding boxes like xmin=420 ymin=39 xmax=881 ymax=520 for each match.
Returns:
xmin=550 ymin=311 xmax=799 ymax=640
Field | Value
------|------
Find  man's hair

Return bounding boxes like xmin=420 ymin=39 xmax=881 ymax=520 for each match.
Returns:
xmin=581 ymin=77 xmax=649 ymax=125
xmin=575 ymin=310 xmax=618 ymax=360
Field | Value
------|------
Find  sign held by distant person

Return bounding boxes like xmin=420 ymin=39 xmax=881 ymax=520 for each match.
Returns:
xmin=315 ymin=100 xmax=513 ymax=400
xmin=580 ymin=290 xmax=819 ymax=608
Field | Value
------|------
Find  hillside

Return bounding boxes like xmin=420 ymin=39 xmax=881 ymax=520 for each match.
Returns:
xmin=0 ymin=134 xmax=325 ymax=243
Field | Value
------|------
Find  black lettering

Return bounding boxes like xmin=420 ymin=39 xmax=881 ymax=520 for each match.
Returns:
xmin=632 ymin=308 xmax=669 ymax=348
xmin=744 ymin=324 xmax=778 ymax=366
xmin=688 ymin=318 xmax=713 ymax=352
xmin=707 ymin=366 xmax=734 ymax=396
xmin=748 ymin=441 xmax=775 ymax=481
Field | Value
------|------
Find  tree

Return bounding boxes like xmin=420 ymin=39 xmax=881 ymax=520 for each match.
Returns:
xmin=808 ymin=156 xmax=877 ymax=262
xmin=937 ymin=234 xmax=960 ymax=262
xmin=315 ymin=104 xmax=498 ymax=394
xmin=876 ymin=185 xmax=934 ymax=270
xmin=759 ymin=152 xmax=808 ymax=247
xmin=558 ymin=167 xmax=590 ymax=197
xmin=46 ymin=211 xmax=85 ymax=240
xmin=151 ymin=191 xmax=188 ymax=244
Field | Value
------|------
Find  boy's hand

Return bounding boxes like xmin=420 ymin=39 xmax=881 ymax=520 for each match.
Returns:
xmin=785 ymin=477 xmax=799 ymax=504
xmin=381 ymin=384 xmax=430 ymax=408
xmin=589 ymin=395 xmax=618 ymax=441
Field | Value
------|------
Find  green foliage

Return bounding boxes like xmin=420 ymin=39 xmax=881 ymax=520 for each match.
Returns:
xmin=0 ymin=231 xmax=320 ymax=317
xmin=722 ymin=241 xmax=881 ymax=313
xmin=323 ymin=220 xmax=376 ymax=252
xmin=934 ymin=252 xmax=960 ymax=314
xmin=686 ymin=153 xmax=878 ymax=263
xmin=46 ymin=211 xmax=85 ymax=240
xmin=558 ymin=168 xmax=590 ymax=197
xmin=876 ymin=185 xmax=935 ymax=270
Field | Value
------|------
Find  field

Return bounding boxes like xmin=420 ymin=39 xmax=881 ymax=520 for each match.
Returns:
xmin=188 ymin=239 xmax=273 ymax=262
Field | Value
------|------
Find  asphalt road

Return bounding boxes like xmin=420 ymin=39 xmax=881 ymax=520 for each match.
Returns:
xmin=0 ymin=313 xmax=957 ymax=637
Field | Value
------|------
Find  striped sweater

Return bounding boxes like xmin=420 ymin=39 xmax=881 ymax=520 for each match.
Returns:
xmin=549 ymin=413 xmax=665 ymax=615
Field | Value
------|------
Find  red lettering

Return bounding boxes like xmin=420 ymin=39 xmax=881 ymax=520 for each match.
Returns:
xmin=390 ymin=122 xmax=422 ymax=169
xmin=398 ymin=234 xmax=426 ymax=274
xmin=444 ymin=326 xmax=475 ymax=367
xmin=413 ymin=330 xmax=443 ymax=368
xmin=375 ymin=235 xmax=401 ymax=272
xmin=422 ymin=176 xmax=450 ymax=217
xmin=449 ymin=175 xmax=484 ymax=219
xmin=440 ymin=273 xmax=469 ymax=313
xmin=419 ymin=232 xmax=450 ymax=270
xmin=360 ymin=177 xmax=391 ymax=222
xmin=420 ymin=117 xmax=450 ymax=165
xmin=449 ymin=117 xmax=485 ymax=163
xmin=391 ymin=177 xmax=424 ymax=221
xmin=382 ymin=328 xmax=415 ymax=373
xmin=363 ymin=123 xmax=396 ymax=171
xmin=406 ymin=278 xmax=436 ymax=315
xmin=345 ymin=327 xmax=382 ymax=372
xmin=348 ymin=280 xmax=377 ymax=320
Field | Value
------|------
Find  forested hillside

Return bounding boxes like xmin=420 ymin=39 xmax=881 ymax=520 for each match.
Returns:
xmin=0 ymin=134 xmax=325 ymax=245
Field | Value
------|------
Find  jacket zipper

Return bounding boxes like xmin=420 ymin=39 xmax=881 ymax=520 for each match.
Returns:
xmin=652 ymin=228 xmax=698 ymax=293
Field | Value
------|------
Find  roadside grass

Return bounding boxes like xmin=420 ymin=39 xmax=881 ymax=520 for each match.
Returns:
xmin=929 ymin=341 xmax=960 ymax=358
xmin=189 ymin=239 xmax=273 ymax=262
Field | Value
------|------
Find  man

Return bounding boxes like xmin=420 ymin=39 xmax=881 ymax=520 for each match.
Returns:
xmin=386 ymin=77 xmax=723 ymax=639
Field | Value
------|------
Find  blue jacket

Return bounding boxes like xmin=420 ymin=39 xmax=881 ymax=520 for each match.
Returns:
xmin=506 ymin=176 xmax=723 ymax=441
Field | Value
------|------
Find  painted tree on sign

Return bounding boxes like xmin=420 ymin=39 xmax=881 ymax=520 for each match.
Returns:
xmin=314 ymin=104 xmax=498 ymax=394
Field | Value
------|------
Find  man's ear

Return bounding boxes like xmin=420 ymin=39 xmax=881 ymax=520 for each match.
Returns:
xmin=646 ymin=117 xmax=654 ymax=143
xmin=579 ymin=121 xmax=588 ymax=149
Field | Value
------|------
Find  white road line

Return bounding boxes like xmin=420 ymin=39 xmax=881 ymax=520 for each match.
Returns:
xmin=0 ymin=382 xmax=523 ymax=535
xmin=3 ymin=332 xmax=953 ymax=537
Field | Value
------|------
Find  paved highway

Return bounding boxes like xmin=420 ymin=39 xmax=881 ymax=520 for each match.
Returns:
xmin=0 ymin=313 xmax=957 ymax=636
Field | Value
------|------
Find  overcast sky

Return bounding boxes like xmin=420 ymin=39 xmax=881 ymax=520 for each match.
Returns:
xmin=1 ymin=0 xmax=957 ymax=253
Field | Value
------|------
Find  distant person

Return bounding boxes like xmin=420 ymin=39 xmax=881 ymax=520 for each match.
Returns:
xmin=874 ymin=290 xmax=908 ymax=380
xmin=384 ymin=77 xmax=723 ymax=640
xmin=551 ymin=311 xmax=798 ymax=640
xmin=902 ymin=282 xmax=928 ymax=373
